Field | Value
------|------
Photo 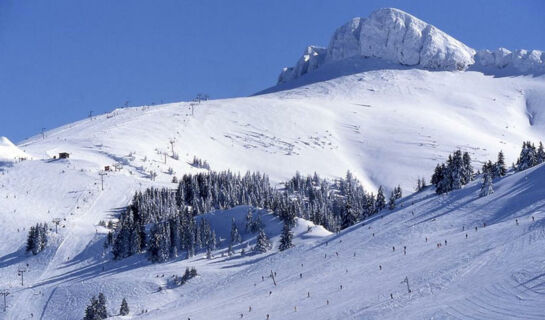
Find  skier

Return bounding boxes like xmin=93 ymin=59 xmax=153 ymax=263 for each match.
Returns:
xmin=307 ymin=291 xmax=310 ymax=298
xmin=300 ymin=273 xmax=302 ymax=279
xmin=444 ymin=240 xmax=447 ymax=246
xmin=465 ymin=234 xmax=468 ymax=239
xmin=379 ymin=265 xmax=382 ymax=270
xmin=392 ymin=246 xmax=395 ymax=252
xmin=390 ymin=293 xmax=393 ymax=299
xmin=516 ymin=219 xmax=519 ymax=225
xmin=249 ymin=306 xmax=252 ymax=312
xmin=340 ymin=285 xmax=343 ymax=290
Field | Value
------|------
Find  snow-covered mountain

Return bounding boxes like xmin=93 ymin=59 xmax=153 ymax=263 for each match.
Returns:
xmin=0 ymin=137 xmax=30 ymax=163
xmin=0 ymin=7 xmax=544 ymax=320
xmin=277 ymin=8 xmax=545 ymax=86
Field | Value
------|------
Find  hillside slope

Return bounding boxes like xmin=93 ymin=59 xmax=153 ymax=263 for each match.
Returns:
xmin=140 ymin=163 xmax=545 ymax=320
xmin=17 ymin=68 xmax=545 ymax=192
xmin=2 ymin=150 xmax=543 ymax=319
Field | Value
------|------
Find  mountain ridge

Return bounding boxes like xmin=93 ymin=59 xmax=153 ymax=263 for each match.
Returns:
xmin=276 ymin=8 xmax=545 ymax=87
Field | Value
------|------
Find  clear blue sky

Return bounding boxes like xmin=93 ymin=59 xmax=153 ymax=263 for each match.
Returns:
xmin=1 ymin=0 xmax=544 ymax=142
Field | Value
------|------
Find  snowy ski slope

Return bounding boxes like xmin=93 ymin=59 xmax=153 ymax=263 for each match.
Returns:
xmin=0 ymin=67 xmax=543 ymax=319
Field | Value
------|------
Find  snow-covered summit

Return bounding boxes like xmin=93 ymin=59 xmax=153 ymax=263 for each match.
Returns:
xmin=0 ymin=136 xmax=29 ymax=162
xmin=277 ymin=8 xmax=545 ymax=86
xmin=278 ymin=8 xmax=475 ymax=84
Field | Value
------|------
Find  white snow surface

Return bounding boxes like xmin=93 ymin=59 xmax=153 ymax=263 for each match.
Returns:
xmin=472 ymin=48 xmax=545 ymax=76
xmin=0 ymin=57 xmax=545 ymax=319
xmin=0 ymin=137 xmax=30 ymax=163
xmin=278 ymin=8 xmax=544 ymax=85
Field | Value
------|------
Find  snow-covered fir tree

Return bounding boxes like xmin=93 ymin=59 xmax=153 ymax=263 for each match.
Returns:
xmin=480 ymin=171 xmax=494 ymax=197
xmin=119 ymin=298 xmax=129 ymax=316
xmin=538 ymin=142 xmax=545 ymax=163
xmin=26 ymin=223 xmax=48 ymax=255
xmin=432 ymin=150 xmax=473 ymax=194
xmin=393 ymin=185 xmax=402 ymax=199
xmin=254 ymin=228 xmax=271 ymax=253
xmin=388 ymin=191 xmax=396 ymax=210
xmin=375 ymin=186 xmax=386 ymax=211
xmin=83 ymin=293 xmax=108 ymax=320
xmin=517 ymin=141 xmax=538 ymax=171
xmin=230 ymin=218 xmax=241 ymax=245
xmin=496 ymin=150 xmax=507 ymax=177
xmin=279 ymin=220 xmax=294 ymax=251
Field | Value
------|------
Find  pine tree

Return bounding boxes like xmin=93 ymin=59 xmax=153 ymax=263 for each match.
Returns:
xmin=230 ymin=218 xmax=241 ymax=245
xmin=83 ymin=293 xmax=107 ymax=320
xmin=538 ymin=142 xmax=545 ymax=164
xmin=119 ymin=298 xmax=129 ymax=316
xmin=254 ymin=228 xmax=271 ymax=253
xmin=375 ymin=186 xmax=386 ymax=212
xmin=517 ymin=141 xmax=538 ymax=171
xmin=279 ymin=221 xmax=294 ymax=251
xmin=496 ymin=150 xmax=507 ymax=177
xmin=26 ymin=223 xmax=48 ymax=255
xmin=394 ymin=185 xmax=402 ymax=199
xmin=26 ymin=226 xmax=36 ymax=253
xmin=97 ymin=293 xmax=107 ymax=319
xmin=462 ymin=152 xmax=473 ymax=184
xmin=480 ymin=171 xmax=494 ymax=197
xmin=245 ymin=209 xmax=253 ymax=232
xmin=450 ymin=150 xmax=464 ymax=189
xmin=388 ymin=191 xmax=396 ymax=210
xmin=431 ymin=164 xmax=443 ymax=185
xmin=83 ymin=296 xmax=99 ymax=320
xmin=341 ymin=198 xmax=358 ymax=229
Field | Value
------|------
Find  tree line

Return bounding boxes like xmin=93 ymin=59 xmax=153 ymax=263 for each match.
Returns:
xmin=109 ymin=170 xmax=393 ymax=262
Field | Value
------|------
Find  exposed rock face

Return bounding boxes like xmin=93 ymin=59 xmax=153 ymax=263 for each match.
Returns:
xmin=356 ymin=8 xmax=474 ymax=70
xmin=277 ymin=8 xmax=544 ymax=85
xmin=326 ymin=18 xmax=362 ymax=62
xmin=278 ymin=46 xmax=327 ymax=84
